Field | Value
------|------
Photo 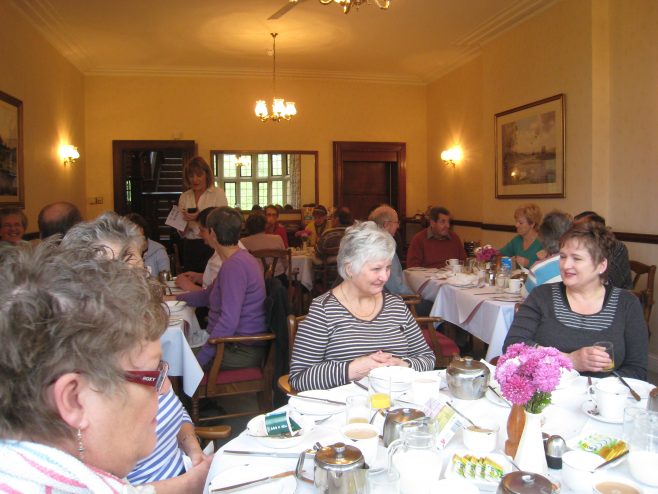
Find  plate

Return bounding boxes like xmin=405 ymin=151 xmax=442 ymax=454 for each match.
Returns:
xmin=288 ymin=390 xmax=345 ymax=416
xmin=208 ymin=464 xmax=295 ymax=493
xmin=165 ymin=300 xmax=186 ymax=313
xmin=597 ymin=376 xmax=656 ymax=400
xmin=581 ymin=400 xmax=623 ymax=424
xmin=566 ymin=432 xmax=628 ymax=467
xmin=431 ymin=478 xmax=479 ymax=494
xmin=485 ymin=387 xmax=511 ymax=408
xmin=555 ymin=368 xmax=580 ymax=389
xmin=246 ymin=415 xmax=314 ymax=449
xmin=444 ymin=450 xmax=512 ymax=491
xmin=167 ymin=317 xmax=183 ymax=327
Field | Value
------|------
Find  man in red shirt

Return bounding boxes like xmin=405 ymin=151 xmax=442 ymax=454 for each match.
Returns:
xmin=407 ymin=206 xmax=466 ymax=268
xmin=264 ymin=205 xmax=289 ymax=248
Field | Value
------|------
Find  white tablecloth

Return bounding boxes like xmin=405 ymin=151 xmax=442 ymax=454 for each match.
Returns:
xmin=203 ymin=372 xmax=658 ymax=493
xmin=292 ymin=253 xmax=313 ymax=291
xmin=405 ymin=268 xmax=517 ymax=360
xmin=160 ymin=305 xmax=204 ymax=397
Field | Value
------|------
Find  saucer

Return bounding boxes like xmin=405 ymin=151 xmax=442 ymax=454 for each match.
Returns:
xmin=581 ymin=400 xmax=623 ymax=424
xmin=504 ymin=288 xmax=521 ymax=295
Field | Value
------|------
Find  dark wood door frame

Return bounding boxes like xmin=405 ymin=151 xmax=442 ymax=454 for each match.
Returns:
xmin=333 ymin=141 xmax=407 ymax=222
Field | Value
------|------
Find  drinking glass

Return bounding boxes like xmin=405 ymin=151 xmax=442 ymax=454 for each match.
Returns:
xmin=368 ymin=375 xmax=392 ymax=411
xmin=623 ymin=406 xmax=646 ymax=442
xmin=346 ymin=395 xmax=371 ymax=424
xmin=367 ymin=468 xmax=400 ymax=494
xmin=594 ymin=341 xmax=615 ymax=371
xmin=628 ymin=410 xmax=658 ymax=486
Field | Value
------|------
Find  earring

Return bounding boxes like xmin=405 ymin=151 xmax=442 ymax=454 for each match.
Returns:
xmin=77 ymin=428 xmax=85 ymax=462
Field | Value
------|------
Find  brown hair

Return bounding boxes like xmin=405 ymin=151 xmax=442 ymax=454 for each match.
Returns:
xmin=183 ymin=156 xmax=214 ymax=190
xmin=514 ymin=203 xmax=542 ymax=231
xmin=560 ymin=221 xmax=616 ymax=279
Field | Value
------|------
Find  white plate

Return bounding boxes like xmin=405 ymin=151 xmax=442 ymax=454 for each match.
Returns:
xmin=167 ymin=317 xmax=183 ymax=327
xmin=431 ymin=478 xmax=479 ymax=494
xmin=245 ymin=414 xmax=314 ymax=449
xmin=165 ymin=300 xmax=186 ymax=313
xmin=444 ymin=450 xmax=512 ymax=491
xmin=209 ymin=464 xmax=295 ymax=493
xmin=581 ymin=400 xmax=623 ymax=424
xmin=598 ymin=376 xmax=655 ymax=400
xmin=485 ymin=387 xmax=511 ymax=408
xmin=503 ymin=288 xmax=522 ymax=295
xmin=566 ymin=432 xmax=628 ymax=467
xmin=555 ymin=368 xmax=580 ymax=389
xmin=288 ymin=390 xmax=345 ymax=416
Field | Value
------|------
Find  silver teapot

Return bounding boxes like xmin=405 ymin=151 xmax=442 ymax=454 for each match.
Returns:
xmin=446 ymin=356 xmax=490 ymax=400
xmin=382 ymin=407 xmax=426 ymax=447
xmin=296 ymin=442 xmax=367 ymax=494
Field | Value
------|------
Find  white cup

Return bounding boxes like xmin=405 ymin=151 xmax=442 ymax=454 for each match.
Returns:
xmin=341 ymin=422 xmax=380 ymax=465
xmin=462 ymin=419 xmax=499 ymax=453
xmin=507 ymin=278 xmax=523 ymax=293
xmin=411 ymin=376 xmax=440 ymax=405
xmin=592 ymin=472 xmax=643 ymax=494
xmin=446 ymin=259 xmax=460 ymax=266
xmin=589 ymin=380 xmax=630 ymax=421
xmin=450 ymin=264 xmax=462 ymax=275
xmin=562 ymin=450 xmax=605 ymax=492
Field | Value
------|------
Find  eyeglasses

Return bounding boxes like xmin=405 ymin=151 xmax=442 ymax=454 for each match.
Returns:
xmin=123 ymin=360 xmax=169 ymax=393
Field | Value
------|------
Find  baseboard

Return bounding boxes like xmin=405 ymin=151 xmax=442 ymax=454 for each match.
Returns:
xmin=649 ymin=352 xmax=658 ymax=373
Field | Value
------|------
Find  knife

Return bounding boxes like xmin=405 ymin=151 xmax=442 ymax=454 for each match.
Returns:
xmin=612 ymin=371 xmax=641 ymax=401
xmin=287 ymin=393 xmax=346 ymax=406
xmin=594 ymin=450 xmax=630 ymax=470
xmin=223 ymin=450 xmax=301 ymax=458
xmin=210 ymin=470 xmax=295 ymax=492
xmin=488 ymin=385 xmax=511 ymax=407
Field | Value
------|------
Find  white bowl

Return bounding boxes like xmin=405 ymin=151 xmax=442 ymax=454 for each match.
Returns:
xmin=369 ymin=366 xmax=417 ymax=394
xmin=562 ymin=450 xmax=605 ymax=492
xmin=593 ymin=472 xmax=644 ymax=494
xmin=462 ymin=419 xmax=500 ymax=453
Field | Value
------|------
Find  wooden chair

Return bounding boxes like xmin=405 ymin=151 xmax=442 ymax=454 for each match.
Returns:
xmin=277 ymin=314 xmax=306 ymax=396
xmin=190 ymin=333 xmax=276 ymax=424
xmin=401 ymin=293 xmax=423 ymax=317
xmin=414 ymin=316 xmax=460 ymax=368
xmin=250 ymin=248 xmax=300 ymax=314
xmin=195 ymin=425 xmax=231 ymax=448
xmin=630 ymin=260 xmax=656 ymax=332
xmin=311 ymin=228 xmax=345 ymax=295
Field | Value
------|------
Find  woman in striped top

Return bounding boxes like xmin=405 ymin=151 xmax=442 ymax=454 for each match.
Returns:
xmin=290 ymin=222 xmax=435 ymax=391
xmin=504 ymin=222 xmax=648 ymax=380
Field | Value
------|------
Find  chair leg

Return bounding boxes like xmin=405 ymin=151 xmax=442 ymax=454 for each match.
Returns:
xmin=191 ymin=394 xmax=200 ymax=424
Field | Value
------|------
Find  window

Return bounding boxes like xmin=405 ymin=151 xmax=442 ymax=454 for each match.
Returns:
xmin=211 ymin=152 xmax=292 ymax=209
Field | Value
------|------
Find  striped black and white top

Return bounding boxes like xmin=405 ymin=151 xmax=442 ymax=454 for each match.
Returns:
xmin=552 ymin=283 xmax=619 ymax=331
xmin=289 ymin=291 xmax=435 ymax=391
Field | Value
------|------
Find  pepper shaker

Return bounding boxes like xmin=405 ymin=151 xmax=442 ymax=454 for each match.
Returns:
xmin=545 ymin=435 xmax=566 ymax=469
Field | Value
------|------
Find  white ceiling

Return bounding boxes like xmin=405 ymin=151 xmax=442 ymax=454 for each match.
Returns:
xmin=12 ymin=0 xmax=555 ymax=84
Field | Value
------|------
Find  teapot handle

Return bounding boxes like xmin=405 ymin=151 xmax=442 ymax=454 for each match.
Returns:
xmin=295 ymin=446 xmax=318 ymax=484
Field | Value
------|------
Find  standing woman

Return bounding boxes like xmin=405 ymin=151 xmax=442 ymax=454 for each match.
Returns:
xmin=178 ymin=156 xmax=227 ymax=273
xmin=499 ymin=203 xmax=543 ymax=268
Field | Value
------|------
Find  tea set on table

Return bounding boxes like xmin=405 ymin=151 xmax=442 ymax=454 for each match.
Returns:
xmin=206 ymin=361 xmax=658 ymax=494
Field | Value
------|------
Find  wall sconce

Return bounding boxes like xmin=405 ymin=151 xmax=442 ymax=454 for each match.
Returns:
xmin=441 ymin=147 xmax=462 ymax=167
xmin=60 ymin=144 xmax=80 ymax=166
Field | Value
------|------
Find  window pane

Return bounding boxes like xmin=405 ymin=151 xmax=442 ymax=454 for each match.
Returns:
xmin=272 ymin=154 xmax=282 ymax=175
xmin=257 ymin=154 xmax=268 ymax=177
xmin=238 ymin=155 xmax=252 ymax=177
xmin=239 ymin=182 xmax=253 ymax=210
xmin=271 ymin=180 xmax=283 ymax=205
xmin=224 ymin=182 xmax=237 ymax=207
xmin=223 ymin=155 xmax=238 ymax=178
xmin=258 ymin=182 xmax=268 ymax=206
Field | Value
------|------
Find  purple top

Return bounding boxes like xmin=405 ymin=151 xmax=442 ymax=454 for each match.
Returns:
xmin=178 ymin=249 xmax=267 ymax=366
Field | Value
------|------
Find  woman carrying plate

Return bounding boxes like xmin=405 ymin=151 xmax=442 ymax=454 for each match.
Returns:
xmin=504 ymin=222 xmax=648 ymax=380
xmin=289 ymin=221 xmax=435 ymax=392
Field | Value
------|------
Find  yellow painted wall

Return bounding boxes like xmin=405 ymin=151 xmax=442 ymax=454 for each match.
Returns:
xmin=0 ymin=1 xmax=86 ymax=231
xmin=84 ymin=76 xmax=427 ymax=218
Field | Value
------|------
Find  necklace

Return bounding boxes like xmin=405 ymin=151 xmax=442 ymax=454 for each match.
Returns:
xmin=339 ymin=283 xmax=378 ymax=319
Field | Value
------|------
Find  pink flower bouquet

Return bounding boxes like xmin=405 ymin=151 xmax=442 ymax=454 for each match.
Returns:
xmin=495 ymin=343 xmax=572 ymax=414
xmin=295 ymin=229 xmax=312 ymax=239
xmin=475 ymin=244 xmax=499 ymax=263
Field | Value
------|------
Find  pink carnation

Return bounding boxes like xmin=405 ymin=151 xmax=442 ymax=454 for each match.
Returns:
xmin=295 ymin=229 xmax=312 ymax=239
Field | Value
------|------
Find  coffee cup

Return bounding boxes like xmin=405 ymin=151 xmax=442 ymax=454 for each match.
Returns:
xmin=341 ymin=422 xmax=380 ymax=465
xmin=589 ymin=379 xmax=629 ymax=421
xmin=446 ymin=259 xmax=460 ymax=266
xmin=507 ymin=278 xmax=523 ymax=293
xmin=411 ymin=376 xmax=440 ymax=405
xmin=592 ymin=473 xmax=643 ymax=494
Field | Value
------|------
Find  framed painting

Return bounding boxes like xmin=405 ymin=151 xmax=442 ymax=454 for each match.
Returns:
xmin=495 ymin=94 xmax=565 ymax=198
xmin=0 ymin=91 xmax=24 ymax=207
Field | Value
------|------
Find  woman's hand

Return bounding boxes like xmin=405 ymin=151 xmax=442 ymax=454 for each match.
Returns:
xmin=182 ymin=210 xmax=200 ymax=222
xmin=176 ymin=272 xmax=200 ymax=290
xmin=515 ymin=255 xmax=530 ymax=268
xmin=347 ymin=352 xmax=392 ymax=380
xmin=386 ymin=357 xmax=410 ymax=368
xmin=568 ymin=346 xmax=613 ymax=373
xmin=180 ymin=454 xmax=213 ymax=493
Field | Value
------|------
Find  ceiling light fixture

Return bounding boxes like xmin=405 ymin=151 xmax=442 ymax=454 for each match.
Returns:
xmin=255 ymin=33 xmax=297 ymax=123
xmin=319 ymin=0 xmax=390 ymax=14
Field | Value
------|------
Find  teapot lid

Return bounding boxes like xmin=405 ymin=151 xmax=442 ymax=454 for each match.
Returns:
xmin=448 ymin=356 xmax=490 ymax=376
xmin=387 ymin=407 xmax=425 ymax=423
xmin=498 ymin=472 xmax=555 ymax=494
xmin=315 ymin=443 xmax=364 ymax=472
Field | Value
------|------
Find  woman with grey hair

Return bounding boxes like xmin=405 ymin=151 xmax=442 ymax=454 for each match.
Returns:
xmin=523 ymin=210 xmax=573 ymax=295
xmin=289 ymin=221 xmax=435 ymax=391
xmin=0 ymin=241 xmax=167 ymax=492
xmin=61 ymin=211 xmax=145 ymax=268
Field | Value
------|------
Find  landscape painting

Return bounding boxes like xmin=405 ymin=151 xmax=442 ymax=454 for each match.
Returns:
xmin=495 ymin=94 xmax=565 ymax=198
xmin=0 ymin=91 xmax=23 ymax=206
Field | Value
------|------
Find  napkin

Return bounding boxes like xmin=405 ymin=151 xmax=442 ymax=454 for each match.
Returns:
xmin=447 ymin=273 xmax=477 ymax=286
xmin=182 ymin=441 xmax=215 ymax=472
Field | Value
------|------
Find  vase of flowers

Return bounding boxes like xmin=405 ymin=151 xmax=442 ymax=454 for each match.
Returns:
xmin=474 ymin=244 xmax=499 ymax=270
xmin=295 ymin=229 xmax=312 ymax=251
xmin=495 ymin=343 xmax=572 ymax=474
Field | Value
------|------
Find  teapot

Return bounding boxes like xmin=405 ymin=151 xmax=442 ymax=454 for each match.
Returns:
xmin=388 ymin=422 xmax=442 ymax=494
xmin=382 ymin=407 xmax=426 ymax=447
xmin=296 ymin=442 xmax=367 ymax=494
xmin=158 ymin=270 xmax=173 ymax=284
xmin=497 ymin=471 xmax=558 ymax=494
xmin=446 ymin=356 xmax=490 ymax=400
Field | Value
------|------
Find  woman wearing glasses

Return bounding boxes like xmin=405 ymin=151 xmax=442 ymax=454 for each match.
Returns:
xmin=61 ymin=213 xmax=211 ymax=493
xmin=0 ymin=241 xmax=172 ymax=492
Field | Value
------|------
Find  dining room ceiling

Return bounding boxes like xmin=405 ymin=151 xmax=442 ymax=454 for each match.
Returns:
xmin=12 ymin=0 xmax=555 ymax=84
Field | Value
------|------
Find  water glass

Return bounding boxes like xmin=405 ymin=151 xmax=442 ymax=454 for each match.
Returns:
xmin=623 ymin=406 xmax=646 ymax=442
xmin=346 ymin=395 xmax=371 ymax=424
xmin=367 ymin=468 xmax=400 ymax=494
xmin=368 ymin=375 xmax=392 ymax=410
xmin=593 ymin=341 xmax=615 ymax=371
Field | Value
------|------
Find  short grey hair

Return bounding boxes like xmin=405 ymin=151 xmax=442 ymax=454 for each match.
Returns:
xmin=61 ymin=211 xmax=145 ymax=263
xmin=0 ymin=240 xmax=167 ymax=443
xmin=368 ymin=205 xmax=397 ymax=228
xmin=207 ymin=207 xmax=243 ymax=246
xmin=337 ymin=221 xmax=396 ymax=279
xmin=539 ymin=210 xmax=573 ymax=255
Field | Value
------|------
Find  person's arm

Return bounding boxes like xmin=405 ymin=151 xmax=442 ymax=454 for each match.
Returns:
xmin=144 ymin=455 xmax=212 ymax=494
xmin=617 ymin=293 xmax=649 ymax=379
xmin=385 ymin=255 xmax=414 ymax=295
xmin=177 ymin=281 xmax=211 ymax=307
xmin=177 ymin=421 xmax=203 ymax=465
xmin=155 ymin=245 xmax=171 ymax=274
xmin=498 ymin=236 xmax=517 ymax=257
xmin=406 ymin=233 xmax=423 ymax=268
xmin=502 ymin=290 xmax=544 ymax=351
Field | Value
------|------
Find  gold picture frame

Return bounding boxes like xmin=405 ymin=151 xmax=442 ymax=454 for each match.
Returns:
xmin=0 ymin=90 xmax=24 ymax=206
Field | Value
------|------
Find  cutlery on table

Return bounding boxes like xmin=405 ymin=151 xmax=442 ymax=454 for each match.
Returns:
xmin=445 ymin=402 xmax=478 ymax=428
xmin=594 ymin=450 xmax=629 ymax=470
xmin=612 ymin=371 xmax=641 ymax=401
xmin=474 ymin=292 xmax=501 ymax=296
xmin=488 ymin=385 xmax=511 ymax=407
xmin=210 ymin=470 xmax=295 ymax=492
xmin=352 ymin=380 xmax=368 ymax=391
xmin=287 ymin=393 xmax=346 ymax=406
xmin=223 ymin=450 xmax=301 ymax=458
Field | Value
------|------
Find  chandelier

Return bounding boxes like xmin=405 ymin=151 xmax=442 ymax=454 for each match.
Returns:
xmin=319 ymin=0 xmax=390 ymax=14
xmin=255 ymin=33 xmax=297 ymax=122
